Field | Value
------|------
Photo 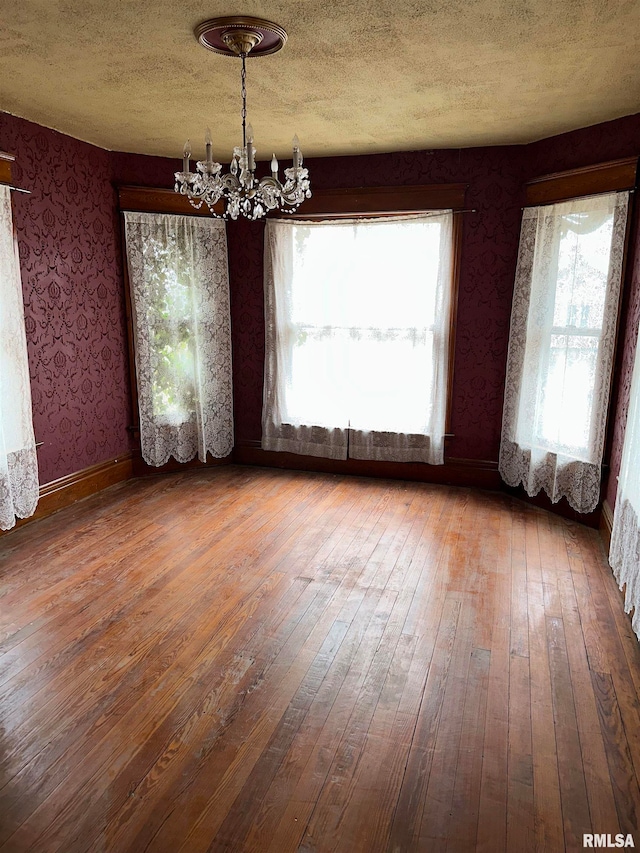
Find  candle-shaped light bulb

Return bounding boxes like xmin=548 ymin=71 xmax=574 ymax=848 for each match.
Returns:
xmin=246 ymin=123 xmax=255 ymax=170
xmin=205 ymin=128 xmax=213 ymax=165
xmin=292 ymin=134 xmax=300 ymax=169
xmin=183 ymin=139 xmax=191 ymax=172
xmin=271 ymin=153 xmax=278 ymax=179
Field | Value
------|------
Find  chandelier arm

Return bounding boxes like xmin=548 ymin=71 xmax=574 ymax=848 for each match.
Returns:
xmin=221 ymin=173 xmax=241 ymax=192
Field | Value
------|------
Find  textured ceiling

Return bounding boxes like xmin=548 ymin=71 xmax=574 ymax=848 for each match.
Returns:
xmin=1 ymin=0 xmax=640 ymax=162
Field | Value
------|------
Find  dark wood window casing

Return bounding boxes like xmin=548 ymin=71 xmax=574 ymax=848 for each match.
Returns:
xmin=0 ymin=151 xmax=14 ymax=185
xmin=525 ymin=157 xmax=637 ymax=206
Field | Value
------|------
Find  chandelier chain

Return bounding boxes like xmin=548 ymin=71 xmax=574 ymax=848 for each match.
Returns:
xmin=241 ymin=53 xmax=247 ymax=149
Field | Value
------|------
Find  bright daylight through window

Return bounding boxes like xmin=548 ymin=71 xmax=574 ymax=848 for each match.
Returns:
xmin=262 ymin=213 xmax=454 ymax=464
xmin=124 ymin=211 xmax=234 ymax=467
xmin=500 ymin=191 xmax=629 ymax=513
xmin=529 ymin=208 xmax=615 ymax=456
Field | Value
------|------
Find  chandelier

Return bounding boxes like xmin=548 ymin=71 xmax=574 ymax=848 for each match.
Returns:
xmin=174 ymin=16 xmax=311 ymax=221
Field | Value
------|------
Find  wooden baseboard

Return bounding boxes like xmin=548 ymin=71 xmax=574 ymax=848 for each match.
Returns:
xmin=500 ymin=482 xmax=602 ymax=529
xmin=600 ymin=498 xmax=614 ymax=552
xmin=2 ymin=452 xmax=134 ymax=535
xmin=232 ymin=441 xmax=500 ymax=490
xmin=132 ymin=450 xmax=233 ymax=477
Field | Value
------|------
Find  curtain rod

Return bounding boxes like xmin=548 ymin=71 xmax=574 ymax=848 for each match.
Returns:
xmin=271 ymin=208 xmax=477 ymax=223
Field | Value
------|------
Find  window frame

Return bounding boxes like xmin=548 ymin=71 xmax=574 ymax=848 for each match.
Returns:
xmin=278 ymin=183 xmax=467 ymax=442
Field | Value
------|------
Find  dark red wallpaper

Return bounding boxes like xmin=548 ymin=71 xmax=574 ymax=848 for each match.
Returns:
xmin=0 ymin=114 xmax=133 ymax=484
xmin=527 ymin=113 xmax=640 ymax=178
xmin=110 ymin=151 xmax=178 ymax=190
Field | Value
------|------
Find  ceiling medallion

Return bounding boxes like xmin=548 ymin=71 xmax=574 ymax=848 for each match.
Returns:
xmin=174 ymin=16 xmax=311 ymax=221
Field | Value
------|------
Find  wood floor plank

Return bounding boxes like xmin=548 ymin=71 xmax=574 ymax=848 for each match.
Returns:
xmin=476 ymin=507 xmax=510 ymax=853
xmin=0 ymin=466 xmax=639 ymax=852
xmin=509 ymin=504 xmax=529 ymax=659
xmin=506 ymin=652 xmax=534 ymax=853
xmin=295 ymin=585 xmax=406 ymax=851
xmin=385 ymin=594 xmax=461 ymax=852
xmin=527 ymin=576 xmax=565 ymax=853
xmin=445 ymin=646 xmax=491 ymax=852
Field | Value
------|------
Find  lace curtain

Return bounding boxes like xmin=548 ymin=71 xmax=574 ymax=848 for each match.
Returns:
xmin=610 ymin=321 xmax=640 ymax=640
xmin=0 ymin=184 xmax=39 ymax=530
xmin=499 ymin=192 xmax=629 ymax=513
xmin=262 ymin=213 xmax=453 ymax=464
xmin=124 ymin=212 xmax=233 ymax=466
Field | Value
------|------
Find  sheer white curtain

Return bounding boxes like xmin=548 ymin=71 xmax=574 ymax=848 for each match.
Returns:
xmin=610 ymin=325 xmax=640 ymax=639
xmin=499 ymin=192 xmax=629 ymax=513
xmin=124 ymin=212 xmax=233 ymax=466
xmin=0 ymin=184 xmax=39 ymax=530
xmin=262 ymin=213 xmax=453 ymax=464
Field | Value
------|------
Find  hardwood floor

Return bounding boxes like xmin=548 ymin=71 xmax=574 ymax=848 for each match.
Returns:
xmin=0 ymin=465 xmax=639 ymax=852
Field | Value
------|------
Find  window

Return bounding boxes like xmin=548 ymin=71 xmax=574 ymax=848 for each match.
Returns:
xmin=499 ymin=190 xmax=630 ymax=513
xmin=130 ymin=227 xmax=198 ymax=426
xmin=0 ymin=182 xmax=39 ymax=529
xmin=123 ymin=208 xmax=233 ymax=467
xmin=262 ymin=211 xmax=455 ymax=464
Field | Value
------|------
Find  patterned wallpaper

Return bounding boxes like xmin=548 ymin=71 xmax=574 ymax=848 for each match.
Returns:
xmin=3 ymin=110 xmax=640 ymax=509
xmin=0 ymin=114 xmax=133 ymax=484
xmin=527 ymin=112 xmax=640 ymax=177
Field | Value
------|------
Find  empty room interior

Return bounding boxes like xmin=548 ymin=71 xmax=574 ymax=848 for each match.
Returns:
xmin=3 ymin=2 xmax=640 ymax=851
